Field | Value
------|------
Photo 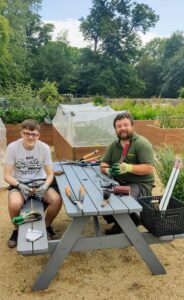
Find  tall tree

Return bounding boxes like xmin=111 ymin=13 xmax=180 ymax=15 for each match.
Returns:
xmin=160 ymin=49 xmax=184 ymax=98
xmin=76 ymin=50 xmax=145 ymax=97
xmin=136 ymin=38 xmax=166 ymax=97
xmin=0 ymin=0 xmax=54 ymax=87
xmin=162 ymin=31 xmax=184 ymax=62
xmin=80 ymin=0 xmax=159 ymax=61
xmin=30 ymin=41 xmax=79 ymax=93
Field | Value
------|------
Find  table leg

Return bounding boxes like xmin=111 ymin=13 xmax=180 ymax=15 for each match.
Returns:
xmin=32 ymin=216 xmax=89 ymax=291
xmin=114 ymin=214 xmax=166 ymax=275
xmin=93 ymin=216 xmax=101 ymax=236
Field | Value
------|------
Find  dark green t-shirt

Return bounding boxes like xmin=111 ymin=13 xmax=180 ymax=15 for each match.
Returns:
xmin=101 ymin=133 xmax=155 ymax=192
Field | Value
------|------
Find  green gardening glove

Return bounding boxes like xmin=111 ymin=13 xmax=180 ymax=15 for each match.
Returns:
xmin=106 ymin=167 xmax=114 ymax=177
xmin=112 ymin=162 xmax=133 ymax=175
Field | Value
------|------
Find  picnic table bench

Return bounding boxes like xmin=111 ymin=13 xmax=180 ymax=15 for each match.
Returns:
xmin=16 ymin=161 xmax=184 ymax=291
xmin=17 ymin=199 xmax=48 ymax=255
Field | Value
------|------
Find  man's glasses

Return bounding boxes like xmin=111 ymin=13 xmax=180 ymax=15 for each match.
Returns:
xmin=22 ymin=131 xmax=39 ymax=138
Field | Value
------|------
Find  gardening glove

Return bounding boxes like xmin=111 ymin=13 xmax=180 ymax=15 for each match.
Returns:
xmin=17 ymin=183 xmax=31 ymax=201
xmin=106 ymin=167 xmax=114 ymax=177
xmin=35 ymin=183 xmax=49 ymax=198
xmin=112 ymin=162 xmax=133 ymax=175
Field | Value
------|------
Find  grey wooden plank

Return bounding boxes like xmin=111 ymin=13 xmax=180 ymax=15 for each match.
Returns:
xmin=30 ymin=200 xmax=48 ymax=254
xmin=66 ymin=165 xmax=113 ymax=215
xmin=17 ymin=200 xmax=34 ymax=255
xmin=62 ymin=164 xmax=98 ymax=216
xmin=120 ymin=195 xmax=142 ymax=213
xmin=17 ymin=199 xmax=48 ymax=255
xmin=92 ymin=165 xmax=119 ymax=185
xmin=84 ymin=166 xmax=128 ymax=213
xmin=48 ymin=232 xmax=172 ymax=254
xmin=53 ymin=162 xmax=83 ymax=217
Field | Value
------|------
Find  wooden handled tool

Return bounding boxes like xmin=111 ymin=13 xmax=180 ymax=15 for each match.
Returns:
xmin=101 ymin=189 xmax=111 ymax=207
xmin=54 ymin=170 xmax=64 ymax=176
xmin=65 ymin=185 xmax=83 ymax=210
xmin=113 ymin=185 xmax=130 ymax=195
xmin=82 ymin=155 xmax=101 ymax=162
xmin=80 ymin=150 xmax=99 ymax=161
xmin=79 ymin=186 xmax=85 ymax=203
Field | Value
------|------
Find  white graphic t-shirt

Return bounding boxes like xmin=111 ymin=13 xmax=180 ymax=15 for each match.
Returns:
xmin=5 ymin=139 xmax=52 ymax=182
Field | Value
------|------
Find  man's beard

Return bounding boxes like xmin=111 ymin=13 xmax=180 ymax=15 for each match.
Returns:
xmin=117 ymin=131 xmax=133 ymax=140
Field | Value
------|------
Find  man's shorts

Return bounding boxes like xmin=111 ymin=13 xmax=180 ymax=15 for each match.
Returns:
xmin=8 ymin=178 xmax=59 ymax=199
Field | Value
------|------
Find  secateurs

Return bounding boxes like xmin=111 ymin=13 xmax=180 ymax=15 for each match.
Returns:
xmin=65 ymin=185 xmax=85 ymax=211
xmin=12 ymin=211 xmax=42 ymax=225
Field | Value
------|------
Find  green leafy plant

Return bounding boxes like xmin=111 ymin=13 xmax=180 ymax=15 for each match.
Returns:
xmin=110 ymin=99 xmax=161 ymax=120
xmin=37 ymin=81 xmax=59 ymax=103
xmin=155 ymin=145 xmax=184 ymax=202
xmin=178 ymin=87 xmax=184 ymax=98
xmin=93 ymin=95 xmax=106 ymax=106
xmin=0 ymin=106 xmax=47 ymax=123
xmin=4 ymin=83 xmax=37 ymax=107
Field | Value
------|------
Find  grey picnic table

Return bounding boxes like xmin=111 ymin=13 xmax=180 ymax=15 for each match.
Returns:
xmin=32 ymin=161 xmax=167 ymax=291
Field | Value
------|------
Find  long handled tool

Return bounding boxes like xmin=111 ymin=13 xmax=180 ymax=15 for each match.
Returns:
xmin=82 ymin=155 xmax=101 ymax=162
xmin=119 ymin=141 xmax=130 ymax=163
xmin=80 ymin=150 xmax=99 ymax=161
xmin=159 ymin=160 xmax=182 ymax=211
xmin=62 ymin=160 xmax=100 ymax=167
xmin=100 ymin=185 xmax=130 ymax=207
xmin=65 ymin=185 xmax=83 ymax=210
xmin=108 ymin=185 xmax=130 ymax=195
xmin=101 ymin=189 xmax=111 ymax=207
xmin=78 ymin=186 xmax=85 ymax=204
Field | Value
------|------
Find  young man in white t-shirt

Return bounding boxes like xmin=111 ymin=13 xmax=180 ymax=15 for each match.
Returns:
xmin=4 ymin=119 xmax=62 ymax=248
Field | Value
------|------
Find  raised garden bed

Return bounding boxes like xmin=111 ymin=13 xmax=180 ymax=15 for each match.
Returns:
xmin=53 ymin=126 xmax=106 ymax=161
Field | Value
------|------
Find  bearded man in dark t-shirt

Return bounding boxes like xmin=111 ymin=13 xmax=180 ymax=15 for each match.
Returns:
xmin=100 ymin=112 xmax=155 ymax=234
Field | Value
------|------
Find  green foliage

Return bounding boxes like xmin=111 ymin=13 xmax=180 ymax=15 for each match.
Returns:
xmin=93 ymin=95 xmax=106 ymax=106
xmin=0 ymin=106 xmax=46 ymax=123
xmin=178 ymin=87 xmax=184 ymax=98
xmin=2 ymin=1 xmax=184 ymax=99
xmin=80 ymin=0 xmax=159 ymax=60
xmin=37 ymin=81 xmax=58 ymax=103
xmin=0 ymin=82 xmax=57 ymax=123
xmin=111 ymin=99 xmax=136 ymax=111
xmin=158 ymin=103 xmax=184 ymax=128
xmin=110 ymin=99 xmax=161 ymax=120
xmin=155 ymin=146 xmax=184 ymax=202
xmin=4 ymin=83 xmax=37 ymax=106
xmin=30 ymin=41 xmax=78 ymax=93
xmin=0 ymin=15 xmax=10 ymax=54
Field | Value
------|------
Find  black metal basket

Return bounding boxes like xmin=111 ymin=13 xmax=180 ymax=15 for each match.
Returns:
xmin=138 ymin=196 xmax=184 ymax=237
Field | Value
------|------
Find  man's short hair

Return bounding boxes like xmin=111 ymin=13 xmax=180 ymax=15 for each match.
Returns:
xmin=21 ymin=119 xmax=40 ymax=132
xmin=113 ymin=112 xmax=134 ymax=128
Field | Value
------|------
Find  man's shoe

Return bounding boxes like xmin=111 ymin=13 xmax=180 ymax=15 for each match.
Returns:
xmin=105 ymin=223 xmax=123 ymax=235
xmin=7 ymin=230 xmax=18 ymax=248
xmin=46 ymin=226 xmax=57 ymax=240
